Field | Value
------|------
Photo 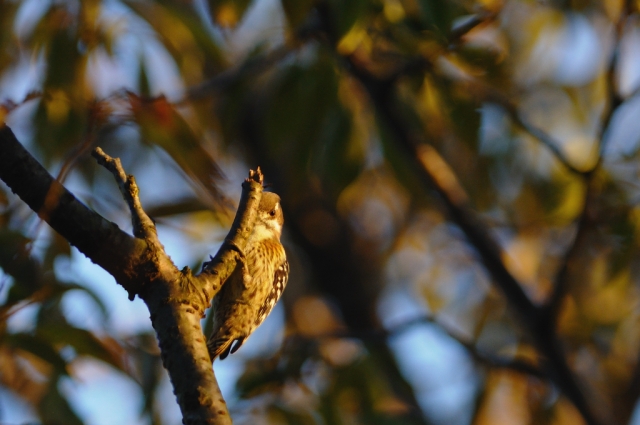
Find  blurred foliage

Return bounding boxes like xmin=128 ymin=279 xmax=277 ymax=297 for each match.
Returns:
xmin=2 ymin=0 xmax=640 ymax=424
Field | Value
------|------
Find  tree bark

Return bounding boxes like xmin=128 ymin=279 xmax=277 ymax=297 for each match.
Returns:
xmin=0 ymin=123 xmax=264 ymax=424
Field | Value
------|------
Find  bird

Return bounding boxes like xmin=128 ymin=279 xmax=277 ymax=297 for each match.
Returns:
xmin=207 ymin=191 xmax=289 ymax=361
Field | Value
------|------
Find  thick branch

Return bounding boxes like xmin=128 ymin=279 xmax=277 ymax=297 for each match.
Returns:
xmin=0 ymin=124 xmax=266 ymax=424
xmin=0 ymin=124 xmax=147 ymax=296
xmin=142 ymin=271 xmax=233 ymax=425
xmin=92 ymin=154 xmax=265 ymax=425
xmin=194 ymin=168 xmax=264 ymax=301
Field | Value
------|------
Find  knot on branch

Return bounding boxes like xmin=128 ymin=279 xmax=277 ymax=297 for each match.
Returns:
xmin=245 ymin=166 xmax=264 ymax=186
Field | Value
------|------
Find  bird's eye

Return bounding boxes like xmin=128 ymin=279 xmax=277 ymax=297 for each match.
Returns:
xmin=269 ymin=209 xmax=276 ymax=217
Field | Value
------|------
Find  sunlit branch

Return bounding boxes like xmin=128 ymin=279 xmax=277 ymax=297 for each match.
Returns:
xmin=91 ymin=151 xmax=266 ymax=425
xmin=0 ymin=124 xmax=148 ymax=295
xmin=93 ymin=147 xmax=158 ymax=242
xmin=0 ymin=124 xmax=271 ymax=424
xmin=197 ymin=168 xmax=263 ymax=283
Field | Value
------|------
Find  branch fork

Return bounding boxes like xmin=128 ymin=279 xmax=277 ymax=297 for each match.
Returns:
xmin=92 ymin=147 xmax=157 ymax=241
xmin=88 ymin=147 xmax=266 ymax=425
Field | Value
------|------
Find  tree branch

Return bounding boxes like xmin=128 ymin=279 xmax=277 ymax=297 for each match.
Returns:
xmin=0 ymin=124 xmax=147 ymax=297
xmin=485 ymin=94 xmax=585 ymax=175
xmin=91 ymin=153 xmax=263 ymax=425
xmin=0 ymin=123 xmax=267 ymax=424
xmin=543 ymin=180 xmax=593 ymax=320
xmin=195 ymin=168 xmax=264 ymax=302
xmin=339 ymin=59 xmax=603 ymax=425
xmin=346 ymin=315 xmax=546 ymax=379
xmin=92 ymin=147 xmax=158 ymax=241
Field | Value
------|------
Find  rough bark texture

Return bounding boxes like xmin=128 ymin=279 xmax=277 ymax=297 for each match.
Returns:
xmin=0 ymin=123 xmax=265 ymax=425
xmin=0 ymin=125 xmax=148 ymax=294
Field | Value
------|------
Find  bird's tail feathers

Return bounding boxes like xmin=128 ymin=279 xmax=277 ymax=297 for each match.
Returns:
xmin=208 ymin=336 xmax=246 ymax=361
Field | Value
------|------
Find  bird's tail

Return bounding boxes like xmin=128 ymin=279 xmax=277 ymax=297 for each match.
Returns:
xmin=207 ymin=336 xmax=245 ymax=361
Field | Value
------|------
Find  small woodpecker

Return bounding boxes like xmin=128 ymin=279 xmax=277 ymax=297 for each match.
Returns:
xmin=207 ymin=192 xmax=289 ymax=361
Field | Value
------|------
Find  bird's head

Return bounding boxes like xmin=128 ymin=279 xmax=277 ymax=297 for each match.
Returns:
xmin=252 ymin=192 xmax=284 ymax=241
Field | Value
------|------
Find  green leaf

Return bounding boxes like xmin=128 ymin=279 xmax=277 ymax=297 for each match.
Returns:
xmin=37 ymin=317 xmax=125 ymax=371
xmin=280 ymin=0 xmax=315 ymax=29
xmin=235 ymin=357 xmax=284 ymax=398
xmin=28 ymin=7 xmax=89 ymax=160
xmin=128 ymin=332 xmax=163 ymax=415
xmin=269 ymin=404 xmax=319 ymax=425
xmin=262 ymin=53 xmax=346 ymax=192
xmin=320 ymin=355 xmax=417 ymax=425
xmin=311 ymin=105 xmax=362 ymax=199
xmin=0 ymin=230 xmax=41 ymax=305
xmin=5 ymin=333 xmax=69 ymax=374
xmin=0 ymin=0 xmax=19 ymax=76
xmin=417 ymin=0 xmax=465 ymax=35
xmin=38 ymin=379 xmax=85 ymax=425
xmin=128 ymin=92 xmax=225 ymax=205
xmin=328 ymin=0 xmax=370 ymax=39
xmin=138 ymin=55 xmax=152 ymax=97
xmin=123 ymin=0 xmax=226 ymax=83
xmin=448 ymin=94 xmax=481 ymax=149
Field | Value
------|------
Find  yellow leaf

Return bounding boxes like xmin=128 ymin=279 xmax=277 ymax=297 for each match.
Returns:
xmin=215 ymin=4 xmax=239 ymax=27
xmin=383 ymin=0 xmax=405 ymax=23
xmin=45 ymin=89 xmax=71 ymax=124
xmin=337 ymin=24 xmax=368 ymax=55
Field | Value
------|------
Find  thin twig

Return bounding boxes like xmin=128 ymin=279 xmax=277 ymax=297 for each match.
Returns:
xmin=0 ymin=91 xmax=42 ymax=116
xmin=382 ymin=316 xmax=545 ymax=379
xmin=92 ymin=147 xmax=157 ymax=241
xmin=482 ymin=92 xmax=585 ymax=175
